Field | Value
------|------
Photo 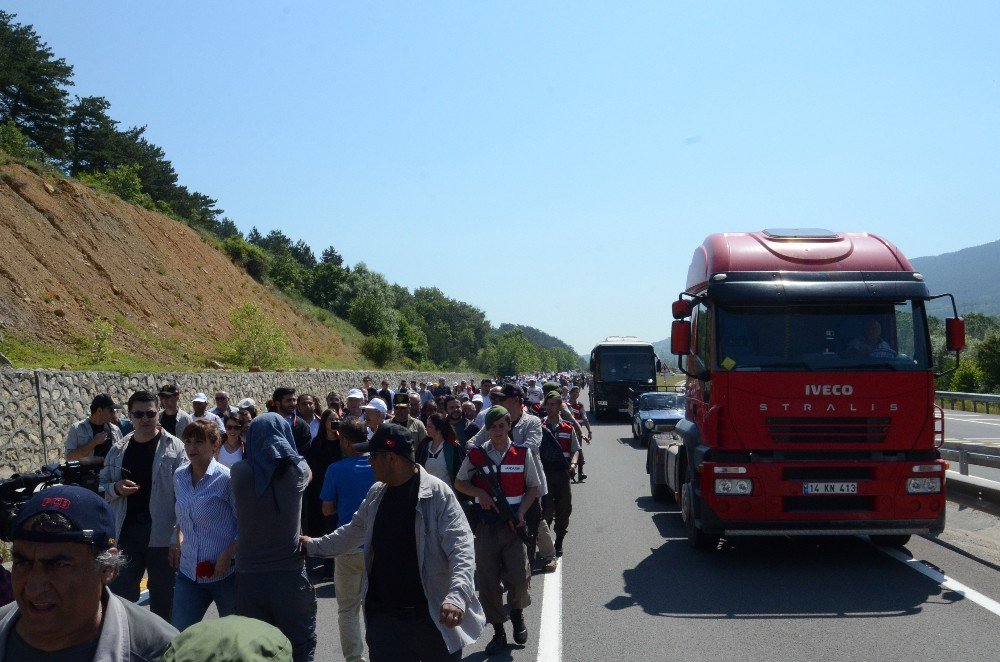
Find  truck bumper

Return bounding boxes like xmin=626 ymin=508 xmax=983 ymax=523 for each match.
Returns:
xmin=693 ymin=459 xmax=947 ymax=537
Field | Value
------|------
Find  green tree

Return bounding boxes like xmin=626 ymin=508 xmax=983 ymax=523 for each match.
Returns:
xmin=975 ymin=334 xmax=1000 ymax=392
xmin=493 ymin=329 xmax=540 ymax=376
xmin=361 ymin=334 xmax=401 ymax=367
xmin=0 ymin=120 xmax=46 ymax=161
xmin=951 ymin=359 xmax=984 ymax=393
xmin=222 ymin=236 xmax=270 ymax=281
xmin=67 ymin=95 xmax=118 ymax=175
xmin=78 ymin=163 xmax=153 ymax=207
xmin=320 ymin=245 xmax=344 ymax=267
xmin=304 ymin=262 xmax=353 ymax=315
xmin=224 ymin=302 xmax=287 ymax=369
xmin=268 ymin=252 xmax=306 ymax=295
xmin=0 ymin=11 xmax=73 ymax=158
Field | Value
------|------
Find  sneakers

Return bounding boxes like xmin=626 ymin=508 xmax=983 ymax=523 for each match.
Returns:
xmin=510 ymin=609 xmax=528 ymax=645
xmin=485 ymin=625 xmax=508 ymax=655
xmin=541 ymin=556 xmax=558 ymax=572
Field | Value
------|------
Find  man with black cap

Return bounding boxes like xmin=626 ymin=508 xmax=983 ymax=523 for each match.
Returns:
xmin=0 ymin=484 xmax=178 ymax=659
xmin=65 ymin=393 xmax=124 ymax=461
xmin=391 ymin=391 xmax=427 ymax=446
xmin=302 ymin=423 xmax=485 ymax=661
xmin=157 ymin=383 xmax=192 ymax=440
xmin=454 ymin=406 xmax=543 ymax=655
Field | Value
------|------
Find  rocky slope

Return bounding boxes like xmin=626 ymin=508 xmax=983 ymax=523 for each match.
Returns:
xmin=0 ymin=163 xmax=360 ymax=369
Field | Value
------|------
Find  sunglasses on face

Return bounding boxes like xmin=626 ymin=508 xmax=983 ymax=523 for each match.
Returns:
xmin=226 ymin=425 xmax=242 ymax=431
xmin=131 ymin=411 xmax=158 ymax=419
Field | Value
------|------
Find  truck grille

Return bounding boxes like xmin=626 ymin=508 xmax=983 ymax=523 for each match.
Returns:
xmin=766 ymin=417 xmax=890 ymax=444
xmin=782 ymin=467 xmax=875 ymax=481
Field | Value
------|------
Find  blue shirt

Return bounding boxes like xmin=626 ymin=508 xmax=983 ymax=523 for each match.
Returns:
xmin=320 ymin=456 xmax=376 ymax=528
xmin=173 ymin=459 xmax=238 ymax=582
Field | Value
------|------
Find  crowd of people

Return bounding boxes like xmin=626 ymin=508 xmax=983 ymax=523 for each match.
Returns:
xmin=0 ymin=372 xmax=590 ymax=661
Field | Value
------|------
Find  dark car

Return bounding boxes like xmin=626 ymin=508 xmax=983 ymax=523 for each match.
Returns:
xmin=631 ymin=392 xmax=685 ymax=447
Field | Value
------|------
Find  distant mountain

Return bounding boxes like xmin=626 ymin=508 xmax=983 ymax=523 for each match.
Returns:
xmin=496 ymin=324 xmax=576 ymax=353
xmin=652 ymin=337 xmax=671 ymax=359
xmin=910 ymin=239 xmax=1000 ymax=318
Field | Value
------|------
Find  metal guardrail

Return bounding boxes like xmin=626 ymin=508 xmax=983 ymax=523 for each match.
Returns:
xmin=939 ymin=443 xmax=1000 ymax=475
xmin=935 ymin=390 xmax=1000 ymax=414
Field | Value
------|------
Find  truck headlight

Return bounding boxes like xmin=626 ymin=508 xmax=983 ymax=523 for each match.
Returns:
xmin=906 ymin=477 xmax=941 ymax=494
xmin=644 ymin=419 xmax=654 ymax=430
xmin=715 ymin=479 xmax=753 ymax=495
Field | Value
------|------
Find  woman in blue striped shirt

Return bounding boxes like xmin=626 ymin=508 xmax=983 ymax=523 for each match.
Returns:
xmin=169 ymin=419 xmax=239 ymax=631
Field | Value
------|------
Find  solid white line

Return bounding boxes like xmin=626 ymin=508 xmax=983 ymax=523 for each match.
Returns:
xmin=876 ymin=544 xmax=1000 ymax=617
xmin=536 ymin=560 xmax=563 ymax=662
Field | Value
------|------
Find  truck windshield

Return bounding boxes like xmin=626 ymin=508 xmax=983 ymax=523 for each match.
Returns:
xmin=595 ymin=348 xmax=656 ymax=383
xmin=714 ymin=301 xmax=931 ymax=371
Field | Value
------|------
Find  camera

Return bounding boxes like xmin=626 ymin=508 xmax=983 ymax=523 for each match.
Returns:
xmin=0 ymin=457 xmax=104 ymax=541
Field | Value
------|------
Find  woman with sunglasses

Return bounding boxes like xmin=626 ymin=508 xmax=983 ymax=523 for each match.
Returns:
xmin=303 ymin=408 xmax=344 ymax=579
xmin=218 ymin=412 xmax=245 ymax=468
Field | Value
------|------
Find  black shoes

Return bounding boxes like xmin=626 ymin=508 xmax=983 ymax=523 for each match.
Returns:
xmin=485 ymin=625 xmax=508 ymax=655
xmin=510 ymin=609 xmax=528 ymax=645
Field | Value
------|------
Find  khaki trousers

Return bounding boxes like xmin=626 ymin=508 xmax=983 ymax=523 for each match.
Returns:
xmin=474 ymin=520 xmax=531 ymax=624
xmin=335 ymin=551 xmax=367 ymax=662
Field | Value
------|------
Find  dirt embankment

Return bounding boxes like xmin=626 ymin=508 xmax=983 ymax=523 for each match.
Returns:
xmin=0 ymin=163 xmax=360 ymax=369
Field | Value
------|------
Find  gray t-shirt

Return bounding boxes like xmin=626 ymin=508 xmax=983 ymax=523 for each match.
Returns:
xmin=231 ymin=458 xmax=310 ymax=573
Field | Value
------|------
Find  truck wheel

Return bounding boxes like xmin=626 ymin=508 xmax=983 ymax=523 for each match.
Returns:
xmin=632 ymin=421 xmax=638 ymax=439
xmin=639 ymin=432 xmax=650 ymax=448
xmin=681 ymin=468 xmax=720 ymax=551
xmin=870 ymin=534 xmax=911 ymax=548
xmin=648 ymin=445 xmax=669 ymax=502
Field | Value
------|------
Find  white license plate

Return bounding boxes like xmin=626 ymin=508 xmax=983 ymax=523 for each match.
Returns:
xmin=803 ymin=482 xmax=858 ymax=495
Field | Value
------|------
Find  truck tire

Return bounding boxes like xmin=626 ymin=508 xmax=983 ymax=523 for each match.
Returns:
xmin=681 ymin=466 xmax=720 ymax=551
xmin=639 ymin=432 xmax=650 ymax=448
xmin=648 ymin=445 xmax=669 ymax=502
xmin=632 ymin=420 xmax=639 ymax=440
xmin=870 ymin=534 xmax=911 ymax=548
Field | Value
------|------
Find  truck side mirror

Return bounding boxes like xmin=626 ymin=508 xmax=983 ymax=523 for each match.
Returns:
xmin=671 ymin=320 xmax=691 ymax=355
xmin=672 ymin=299 xmax=693 ymax=320
xmin=946 ymin=317 xmax=966 ymax=351
xmin=589 ymin=356 xmax=596 ymax=373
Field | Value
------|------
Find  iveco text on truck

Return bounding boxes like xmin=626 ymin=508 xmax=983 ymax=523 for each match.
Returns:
xmin=647 ymin=229 xmax=965 ymax=550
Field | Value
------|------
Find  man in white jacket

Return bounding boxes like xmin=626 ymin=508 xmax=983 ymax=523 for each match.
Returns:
xmin=301 ymin=423 xmax=485 ymax=661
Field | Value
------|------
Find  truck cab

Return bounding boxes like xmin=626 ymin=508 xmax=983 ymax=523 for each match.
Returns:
xmin=648 ymin=229 xmax=965 ymax=550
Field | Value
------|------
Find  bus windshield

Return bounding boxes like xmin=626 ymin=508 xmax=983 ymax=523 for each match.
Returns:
xmin=594 ymin=347 xmax=656 ymax=383
xmin=714 ymin=301 xmax=931 ymax=371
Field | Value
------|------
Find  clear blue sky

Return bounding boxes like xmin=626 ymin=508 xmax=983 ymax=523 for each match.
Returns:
xmin=8 ymin=2 xmax=1000 ymax=354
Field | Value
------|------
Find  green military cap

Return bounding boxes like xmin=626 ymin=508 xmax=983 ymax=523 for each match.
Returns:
xmin=485 ymin=405 xmax=510 ymax=429
xmin=160 ymin=616 xmax=292 ymax=662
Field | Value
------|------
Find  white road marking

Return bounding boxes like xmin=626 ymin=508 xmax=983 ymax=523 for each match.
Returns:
xmin=875 ymin=544 xmax=1000 ymax=618
xmin=537 ymin=560 xmax=563 ymax=662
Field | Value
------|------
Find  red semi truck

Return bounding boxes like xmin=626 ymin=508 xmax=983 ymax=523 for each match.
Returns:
xmin=648 ymin=229 xmax=965 ymax=550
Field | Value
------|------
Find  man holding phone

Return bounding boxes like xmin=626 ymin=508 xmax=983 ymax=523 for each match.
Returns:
xmin=99 ymin=390 xmax=187 ymax=621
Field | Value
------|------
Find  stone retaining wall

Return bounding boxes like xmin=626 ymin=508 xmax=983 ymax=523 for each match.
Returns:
xmin=0 ymin=368 xmax=476 ymax=476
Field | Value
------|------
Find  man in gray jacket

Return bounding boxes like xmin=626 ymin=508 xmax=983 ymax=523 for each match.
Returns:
xmin=99 ymin=390 xmax=187 ymax=621
xmin=301 ymin=423 xmax=485 ymax=661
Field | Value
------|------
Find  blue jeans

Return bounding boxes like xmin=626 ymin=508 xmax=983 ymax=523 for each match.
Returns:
xmin=171 ymin=572 xmax=236 ymax=631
